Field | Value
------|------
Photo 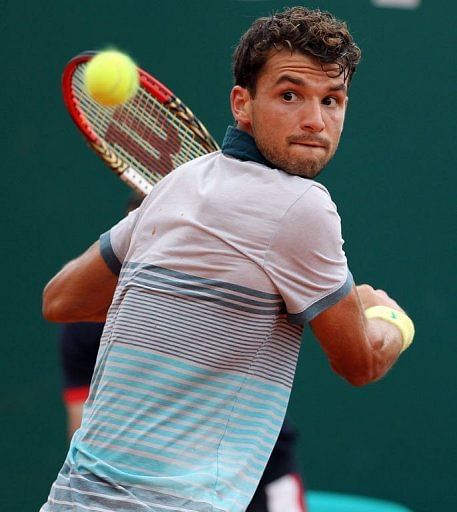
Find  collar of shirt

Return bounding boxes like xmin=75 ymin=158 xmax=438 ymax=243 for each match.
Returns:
xmin=221 ymin=126 xmax=275 ymax=169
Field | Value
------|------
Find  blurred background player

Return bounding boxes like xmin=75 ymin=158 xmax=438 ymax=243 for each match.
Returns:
xmin=57 ymin=193 xmax=307 ymax=512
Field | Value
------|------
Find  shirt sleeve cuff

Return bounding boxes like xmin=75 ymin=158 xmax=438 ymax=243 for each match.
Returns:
xmin=99 ymin=230 xmax=122 ymax=276
xmin=287 ymin=270 xmax=354 ymax=325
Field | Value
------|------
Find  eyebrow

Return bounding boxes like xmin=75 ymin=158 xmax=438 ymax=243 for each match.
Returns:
xmin=274 ymin=74 xmax=347 ymax=93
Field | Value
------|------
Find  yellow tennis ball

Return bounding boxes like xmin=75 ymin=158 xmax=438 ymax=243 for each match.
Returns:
xmin=84 ymin=50 xmax=139 ymax=106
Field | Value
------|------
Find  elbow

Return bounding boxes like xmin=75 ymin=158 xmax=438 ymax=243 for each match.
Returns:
xmin=42 ymin=290 xmax=60 ymax=322
xmin=343 ymin=371 xmax=376 ymax=387
xmin=330 ymin=358 xmax=381 ymax=387
xmin=43 ymin=301 xmax=62 ymax=323
xmin=42 ymin=284 xmax=68 ymax=322
xmin=42 ymin=284 xmax=107 ymax=323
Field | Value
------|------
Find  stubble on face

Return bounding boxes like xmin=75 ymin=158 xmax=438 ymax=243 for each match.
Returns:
xmin=246 ymin=51 xmax=347 ymax=179
xmin=253 ymin=128 xmax=338 ymax=179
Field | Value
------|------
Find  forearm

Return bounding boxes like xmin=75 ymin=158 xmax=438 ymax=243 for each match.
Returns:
xmin=44 ymin=283 xmax=112 ymax=323
xmin=312 ymin=285 xmax=414 ymax=387
xmin=362 ymin=317 xmax=403 ymax=384
xmin=325 ymin=318 xmax=402 ymax=387
xmin=43 ymin=242 xmax=118 ymax=323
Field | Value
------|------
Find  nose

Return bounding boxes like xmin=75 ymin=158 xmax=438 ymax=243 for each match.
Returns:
xmin=300 ymin=100 xmax=325 ymax=132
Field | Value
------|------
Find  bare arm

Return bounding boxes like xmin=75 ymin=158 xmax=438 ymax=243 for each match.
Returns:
xmin=43 ymin=241 xmax=118 ymax=323
xmin=310 ymin=284 xmax=405 ymax=386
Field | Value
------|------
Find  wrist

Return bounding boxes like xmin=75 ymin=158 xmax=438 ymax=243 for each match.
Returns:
xmin=364 ymin=306 xmax=415 ymax=353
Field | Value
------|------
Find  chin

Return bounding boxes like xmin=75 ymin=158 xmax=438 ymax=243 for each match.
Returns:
xmin=286 ymin=167 xmax=321 ymax=179
xmin=286 ymin=149 xmax=329 ymax=176
xmin=257 ymin=142 xmax=329 ymax=178
xmin=284 ymin=158 xmax=326 ymax=178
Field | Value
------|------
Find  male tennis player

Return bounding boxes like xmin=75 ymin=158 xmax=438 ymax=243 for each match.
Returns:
xmin=42 ymin=7 xmax=413 ymax=512
xmin=57 ymin=194 xmax=307 ymax=511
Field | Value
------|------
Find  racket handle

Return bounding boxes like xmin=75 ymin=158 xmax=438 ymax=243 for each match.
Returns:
xmin=120 ymin=167 xmax=154 ymax=196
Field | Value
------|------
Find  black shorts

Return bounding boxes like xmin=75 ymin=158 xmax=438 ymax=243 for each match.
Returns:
xmin=58 ymin=322 xmax=103 ymax=403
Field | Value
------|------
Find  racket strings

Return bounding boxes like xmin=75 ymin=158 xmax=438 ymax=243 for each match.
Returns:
xmin=72 ymin=65 xmax=215 ymax=186
xmin=167 ymin=98 xmax=219 ymax=153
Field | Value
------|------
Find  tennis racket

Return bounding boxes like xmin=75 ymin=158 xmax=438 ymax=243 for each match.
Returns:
xmin=62 ymin=51 xmax=219 ymax=196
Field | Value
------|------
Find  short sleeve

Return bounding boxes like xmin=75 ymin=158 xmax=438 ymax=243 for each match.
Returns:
xmin=264 ymin=184 xmax=353 ymax=324
xmin=99 ymin=206 xmax=142 ymax=275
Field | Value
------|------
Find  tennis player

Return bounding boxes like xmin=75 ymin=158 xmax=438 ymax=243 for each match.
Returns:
xmin=57 ymin=194 xmax=307 ymax=511
xmin=42 ymin=7 xmax=412 ymax=512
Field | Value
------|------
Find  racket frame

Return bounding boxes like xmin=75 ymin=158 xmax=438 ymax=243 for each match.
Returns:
xmin=62 ymin=51 xmax=219 ymax=195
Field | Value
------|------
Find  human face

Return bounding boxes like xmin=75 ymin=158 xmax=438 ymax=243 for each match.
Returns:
xmin=231 ymin=51 xmax=348 ymax=178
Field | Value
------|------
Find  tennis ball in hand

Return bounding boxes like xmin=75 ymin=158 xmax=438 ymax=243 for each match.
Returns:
xmin=84 ymin=50 xmax=139 ymax=106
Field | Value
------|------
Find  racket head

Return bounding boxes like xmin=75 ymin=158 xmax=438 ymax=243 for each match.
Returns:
xmin=62 ymin=51 xmax=219 ymax=196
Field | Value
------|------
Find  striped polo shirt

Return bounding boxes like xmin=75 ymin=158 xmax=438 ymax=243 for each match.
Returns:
xmin=42 ymin=126 xmax=352 ymax=512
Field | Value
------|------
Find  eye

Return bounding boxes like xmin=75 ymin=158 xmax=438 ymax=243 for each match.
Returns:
xmin=282 ymin=91 xmax=298 ymax=102
xmin=322 ymin=96 xmax=338 ymax=107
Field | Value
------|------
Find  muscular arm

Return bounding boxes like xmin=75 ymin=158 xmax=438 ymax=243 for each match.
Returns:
xmin=43 ymin=241 xmax=118 ymax=323
xmin=310 ymin=284 xmax=404 ymax=386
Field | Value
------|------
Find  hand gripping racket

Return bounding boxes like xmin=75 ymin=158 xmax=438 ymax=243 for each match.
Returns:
xmin=62 ymin=51 xmax=219 ymax=196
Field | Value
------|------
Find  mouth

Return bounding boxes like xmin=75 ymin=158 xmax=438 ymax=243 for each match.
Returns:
xmin=291 ymin=142 xmax=327 ymax=149
xmin=288 ymin=137 xmax=328 ymax=149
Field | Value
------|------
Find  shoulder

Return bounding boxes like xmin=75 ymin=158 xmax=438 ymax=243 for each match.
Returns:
xmin=170 ymin=151 xmax=222 ymax=177
xmin=293 ymin=180 xmax=337 ymax=213
xmin=265 ymin=179 xmax=344 ymax=264
xmin=275 ymin=180 xmax=340 ymax=235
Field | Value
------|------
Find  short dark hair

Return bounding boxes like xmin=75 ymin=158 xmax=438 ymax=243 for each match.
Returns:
xmin=233 ymin=7 xmax=361 ymax=94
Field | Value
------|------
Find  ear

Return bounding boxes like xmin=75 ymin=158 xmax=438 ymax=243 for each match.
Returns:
xmin=230 ymin=86 xmax=252 ymax=131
